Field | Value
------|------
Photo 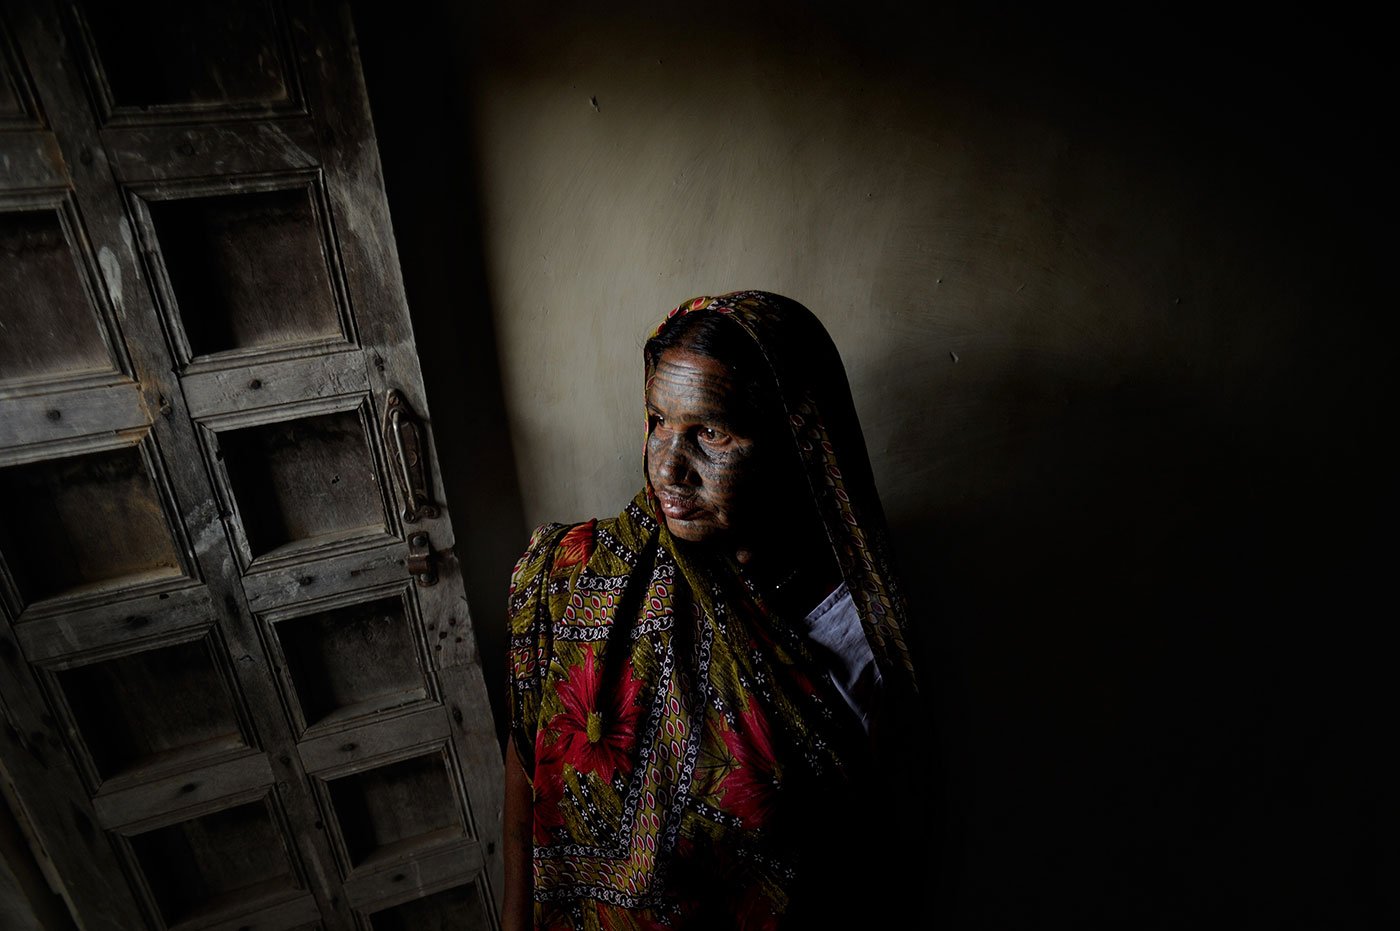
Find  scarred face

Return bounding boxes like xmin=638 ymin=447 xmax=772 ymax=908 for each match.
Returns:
xmin=645 ymin=349 xmax=772 ymax=546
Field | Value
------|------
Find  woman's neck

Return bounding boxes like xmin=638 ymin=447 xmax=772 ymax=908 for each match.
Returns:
xmin=731 ymin=533 xmax=841 ymax=612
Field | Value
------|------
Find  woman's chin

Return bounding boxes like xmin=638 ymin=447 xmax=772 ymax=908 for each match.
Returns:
xmin=664 ymin=515 xmax=721 ymax=544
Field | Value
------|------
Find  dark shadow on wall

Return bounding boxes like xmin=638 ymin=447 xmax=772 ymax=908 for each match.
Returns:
xmin=351 ymin=0 xmax=528 ymax=744
xmin=855 ymin=6 xmax=1390 ymax=927
xmin=888 ymin=213 xmax=1388 ymax=926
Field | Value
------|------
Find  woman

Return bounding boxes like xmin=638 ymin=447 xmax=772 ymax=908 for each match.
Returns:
xmin=504 ymin=291 xmax=920 ymax=930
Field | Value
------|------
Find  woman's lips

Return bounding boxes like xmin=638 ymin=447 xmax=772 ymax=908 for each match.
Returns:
xmin=658 ymin=492 xmax=701 ymax=520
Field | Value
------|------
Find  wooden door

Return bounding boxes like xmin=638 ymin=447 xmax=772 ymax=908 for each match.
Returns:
xmin=0 ymin=2 xmax=502 ymax=929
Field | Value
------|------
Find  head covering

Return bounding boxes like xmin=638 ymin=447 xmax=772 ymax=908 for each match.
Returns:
xmin=507 ymin=290 xmax=917 ymax=929
xmin=645 ymin=290 xmax=917 ymax=691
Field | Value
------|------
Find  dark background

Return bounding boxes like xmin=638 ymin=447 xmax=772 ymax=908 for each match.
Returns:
xmin=352 ymin=2 xmax=1389 ymax=926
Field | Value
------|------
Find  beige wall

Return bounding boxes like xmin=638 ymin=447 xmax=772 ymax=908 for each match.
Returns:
xmin=358 ymin=2 xmax=1382 ymax=923
xmin=462 ymin=7 xmax=1318 ymax=533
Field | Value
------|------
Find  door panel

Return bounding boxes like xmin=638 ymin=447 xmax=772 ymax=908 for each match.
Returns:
xmin=44 ymin=627 xmax=254 ymax=791
xmin=128 ymin=174 xmax=356 ymax=368
xmin=263 ymin=586 xmax=437 ymax=735
xmin=120 ymin=792 xmax=308 ymax=928
xmin=365 ymin=877 xmax=490 ymax=930
xmin=0 ymin=204 xmax=117 ymax=385
xmin=0 ymin=434 xmax=194 ymax=612
xmin=0 ymin=3 xmax=501 ymax=929
xmin=0 ymin=191 xmax=131 ymax=394
xmin=197 ymin=396 xmax=397 ymax=572
xmin=74 ymin=1 xmax=300 ymax=121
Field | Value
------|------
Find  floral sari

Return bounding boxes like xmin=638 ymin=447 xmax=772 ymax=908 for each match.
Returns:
xmin=507 ymin=291 xmax=918 ymax=929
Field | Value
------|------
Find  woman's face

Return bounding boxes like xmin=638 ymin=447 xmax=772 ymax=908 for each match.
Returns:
xmin=645 ymin=348 xmax=776 ymax=546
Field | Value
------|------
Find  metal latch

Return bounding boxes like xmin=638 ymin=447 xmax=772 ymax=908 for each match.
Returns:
xmin=384 ymin=389 xmax=439 ymax=523
xmin=407 ymin=531 xmax=438 ymax=586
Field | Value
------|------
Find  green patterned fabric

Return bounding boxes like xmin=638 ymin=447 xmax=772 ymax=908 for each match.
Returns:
xmin=507 ymin=291 xmax=917 ymax=929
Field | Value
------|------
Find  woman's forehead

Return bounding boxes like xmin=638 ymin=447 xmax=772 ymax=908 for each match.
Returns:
xmin=646 ymin=349 xmax=737 ymax=404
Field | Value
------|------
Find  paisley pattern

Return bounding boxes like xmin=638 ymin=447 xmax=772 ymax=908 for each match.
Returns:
xmin=508 ymin=291 xmax=917 ymax=929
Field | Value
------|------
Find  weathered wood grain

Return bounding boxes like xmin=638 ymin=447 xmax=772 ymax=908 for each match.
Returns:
xmin=93 ymin=751 xmax=273 ymax=831
xmin=296 ymin=706 xmax=449 ymax=776
xmin=105 ymin=120 xmax=319 ymax=183
xmin=241 ymin=540 xmax=405 ymax=613
xmin=0 ymin=132 xmax=66 ymax=188
xmin=343 ymin=839 xmax=483 ymax=912
xmin=197 ymin=890 xmax=320 ymax=931
xmin=13 ymin=583 xmax=212 ymax=662
xmin=0 ymin=381 xmax=145 ymax=447
xmin=181 ymin=351 xmax=368 ymax=420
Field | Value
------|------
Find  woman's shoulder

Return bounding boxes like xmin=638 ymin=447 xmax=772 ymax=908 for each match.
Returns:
xmin=509 ymin=494 xmax=655 ymax=604
xmin=513 ymin=498 xmax=648 ymax=574
xmin=508 ymin=518 xmax=620 ymax=630
xmin=507 ymin=517 xmax=608 ymax=594
xmin=512 ymin=517 xmax=602 ymax=566
xmin=539 ymin=518 xmax=602 ymax=569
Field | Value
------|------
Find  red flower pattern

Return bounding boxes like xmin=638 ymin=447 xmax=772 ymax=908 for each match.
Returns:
xmin=554 ymin=519 xmax=597 ymax=569
xmin=717 ymin=701 xmax=780 ymax=830
xmin=547 ymin=644 xmax=644 ymax=782
xmin=532 ymin=729 xmax=567 ymax=844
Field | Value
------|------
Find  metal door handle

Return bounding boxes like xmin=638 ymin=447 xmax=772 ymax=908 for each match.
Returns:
xmin=383 ymin=389 xmax=439 ymax=523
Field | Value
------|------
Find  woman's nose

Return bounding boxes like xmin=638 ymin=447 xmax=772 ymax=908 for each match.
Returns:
xmin=655 ymin=436 xmax=697 ymax=486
